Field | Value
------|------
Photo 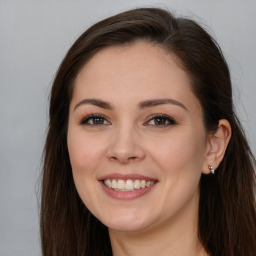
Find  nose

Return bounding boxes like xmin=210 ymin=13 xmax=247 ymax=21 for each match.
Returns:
xmin=106 ymin=126 xmax=145 ymax=164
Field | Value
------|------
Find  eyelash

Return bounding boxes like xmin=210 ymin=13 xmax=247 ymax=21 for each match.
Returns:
xmin=144 ymin=114 xmax=177 ymax=127
xmin=80 ymin=114 xmax=110 ymax=126
xmin=79 ymin=114 xmax=177 ymax=127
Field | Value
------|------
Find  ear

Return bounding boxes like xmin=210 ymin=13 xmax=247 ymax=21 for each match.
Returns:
xmin=202 ymin=119 xmax=232 ymax=174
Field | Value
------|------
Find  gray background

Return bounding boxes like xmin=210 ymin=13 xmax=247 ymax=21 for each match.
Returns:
xmin=0 ymin=0 xmax=255 ymax=255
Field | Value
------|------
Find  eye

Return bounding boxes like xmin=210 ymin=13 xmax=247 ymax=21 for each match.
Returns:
xmin=80 ymin=114 xmax=111 ymax=126
xmin=145 ymin=114 xmax=177 ymax=127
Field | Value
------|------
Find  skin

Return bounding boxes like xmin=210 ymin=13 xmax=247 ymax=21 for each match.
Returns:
xmin=67 ymin=41 xmax=231 ymax=256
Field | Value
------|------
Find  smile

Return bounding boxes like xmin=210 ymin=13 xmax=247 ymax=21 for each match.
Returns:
xmin=99 ymin=174 xmax=158 ymax=200
xmin=104 ymin=179 xmax=155 ymax=191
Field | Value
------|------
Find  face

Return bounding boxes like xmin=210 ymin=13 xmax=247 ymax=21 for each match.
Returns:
xmin=67 ymin=41 xmax=210 ymax=233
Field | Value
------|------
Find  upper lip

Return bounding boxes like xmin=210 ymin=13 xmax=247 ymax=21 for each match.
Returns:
xmin=98 ymin=173 xmax=158 ymax=181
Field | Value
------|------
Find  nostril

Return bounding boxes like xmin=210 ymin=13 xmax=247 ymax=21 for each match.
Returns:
xmin=128 ymin=156 xmax=137 ymax=161
xmin=110 ymin=156 xmax=118 ymax=161
xmin=109 ymin=155 xmax=139 ymax=164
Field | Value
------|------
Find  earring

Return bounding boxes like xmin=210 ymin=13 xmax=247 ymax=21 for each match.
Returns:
xmin=208 ymin=165 xmax=215 ymax=175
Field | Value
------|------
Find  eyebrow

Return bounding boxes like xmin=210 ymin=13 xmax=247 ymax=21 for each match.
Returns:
xmin=139 ymin=98 xmax=187 ymax=110
xmin=74 ymin=99 xmax=113 ymax=111
xmin=74 ymin=98 xmax=187 ymax=111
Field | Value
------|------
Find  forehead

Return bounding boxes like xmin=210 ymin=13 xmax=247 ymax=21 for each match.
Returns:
xmin=73 ymin=41 xmax=200 ymax=112
xmin=76 ymin=41 xmax=188 ymax=86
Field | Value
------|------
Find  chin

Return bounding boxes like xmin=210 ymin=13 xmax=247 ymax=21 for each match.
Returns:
xmin=107 ymin=222 xmax=150 ymax=233
xmin=98 ymin=210 xmax=155 ymax=233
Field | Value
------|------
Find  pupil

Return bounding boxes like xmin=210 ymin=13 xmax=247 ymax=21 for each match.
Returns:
xmin=155 ymin=118 xmax=165 ymax=125
xmin=94 ymin=118 xmax=103 ymax=124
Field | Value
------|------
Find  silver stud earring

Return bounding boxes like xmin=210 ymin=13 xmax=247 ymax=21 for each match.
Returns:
xmin=208 ymin=165 xmax=215 ymax=175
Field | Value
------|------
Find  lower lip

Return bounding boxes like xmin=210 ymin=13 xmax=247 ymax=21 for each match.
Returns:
xmin=100 ymin=181 xmax=157 ymax=200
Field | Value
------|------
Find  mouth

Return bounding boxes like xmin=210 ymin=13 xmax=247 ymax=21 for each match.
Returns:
xmin=103 ymin=179 xmax=156 ymax=191
xmin=99 ymin=174 xmax=158 ymax=200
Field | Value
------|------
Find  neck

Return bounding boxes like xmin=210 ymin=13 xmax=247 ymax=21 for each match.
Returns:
xmin=109 ymin=192 xmax=208 ymax=256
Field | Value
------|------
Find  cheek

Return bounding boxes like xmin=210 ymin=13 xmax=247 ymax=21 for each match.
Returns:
xmin=146 ymin=132 xmax=205 ymax=217
xmin=148 ymin=131 xmax=206 ymax=175
xmin=67 ymin=129 xmax=105 ymax=173
xmin=147 ymin=128 xmax=206 ymax=199
xmin=67 ymin=129 xmax=106 ymax=212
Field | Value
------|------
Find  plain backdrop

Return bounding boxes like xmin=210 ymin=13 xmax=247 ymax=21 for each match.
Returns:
xmin=0 ymin=1 xmax=255 ymax=255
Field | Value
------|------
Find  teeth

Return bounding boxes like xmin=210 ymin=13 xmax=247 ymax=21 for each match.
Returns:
xmin=125 ymin=179 xmax=133 ymax=190
xmin=117 ymin=179 xmax=125 ymax=189
xmin=104 ymin=179 xmax=155 ymax=191
xmin=141 ymin=180 xmax=146 ymax=188
xmin=146 ymin=181 xmax=151 ymax=187
xmin=104 ymin=179 xmax=111 ymax=187
xmin=112 ymin=179 xmax=117 ymax=189
xmin=134 ymin=180 xmax=140 ymax=189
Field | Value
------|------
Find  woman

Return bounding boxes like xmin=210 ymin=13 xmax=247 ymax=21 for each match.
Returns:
xmin=41 ymin=7 xmax=256 ymax=256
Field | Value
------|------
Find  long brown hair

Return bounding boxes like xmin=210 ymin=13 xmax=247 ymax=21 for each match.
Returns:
xmin=41 ymin=8 xmax=256 ymax=256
